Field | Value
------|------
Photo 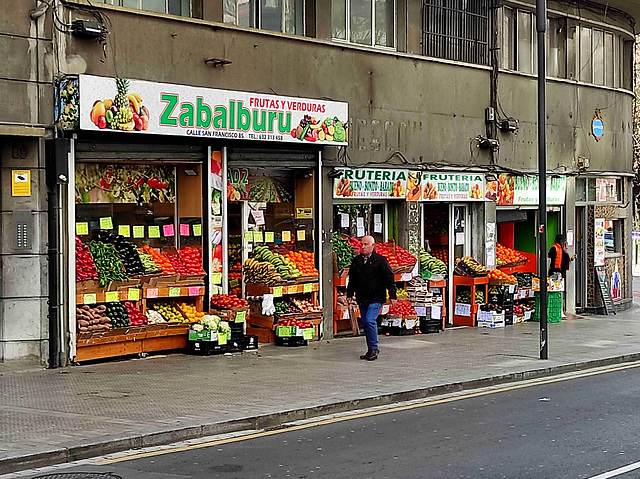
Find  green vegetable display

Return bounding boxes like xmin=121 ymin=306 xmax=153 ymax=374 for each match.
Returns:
xmin=104 ymin=302 xmax=130 ymax=328
xmin=249 ymin=177 xmax=293 ymax=203
xmin=332 ymin=232 xmax=355 ymax=273
xmin=87 ymin=241 xmax=129 ymax=286
xmin=137 ymin=249 xmax=162 ymax=275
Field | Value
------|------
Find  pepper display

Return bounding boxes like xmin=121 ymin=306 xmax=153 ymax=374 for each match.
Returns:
xmin=332 ymin=232 xmax=355 ymax=272
xmin=141 ymin=245 xmax=175 ymax=274
xmin=98 ymin=231 xmax=145 ymax=277
xmin=88 ymin=241 xmax=129 ymax=286
xmin=75 ymin=236 xmax=99 ymax=282
xmin=163 ymin=252 xmax=189 ymax=275
xmin=104 ymin=302 xmax=130 ymax=328
xmin=123 ymin=301 xmax=147 ymax=326
xmin=178 ymin=247 xmax=205 ymax=275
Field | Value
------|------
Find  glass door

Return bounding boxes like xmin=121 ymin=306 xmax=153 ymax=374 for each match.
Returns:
xmin=449 ymin=204 xmax=470 ymax=326
xmin=575 ymin=206 xmax=586 ymax=310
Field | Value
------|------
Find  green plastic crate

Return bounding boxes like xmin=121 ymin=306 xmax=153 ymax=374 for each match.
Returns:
xmin=532 ymin=291 xmax=563 ymax=322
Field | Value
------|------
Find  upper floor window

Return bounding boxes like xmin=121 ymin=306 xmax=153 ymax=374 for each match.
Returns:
xmin=422 ymin=0 xmax=490 ymax=65
xmin=578 ymin=25 xmax=623 ymax=88
xmin=224 ymin=0 xmax=305 ymax=35
xmin=93 ymin=0 xmax=191 ymax=16
xmin=331 ymin=0 xmax=395 ymax=49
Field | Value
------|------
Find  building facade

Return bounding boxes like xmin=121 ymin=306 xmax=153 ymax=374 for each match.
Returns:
xmin=0 ymin=0 xmax=636 ymax=364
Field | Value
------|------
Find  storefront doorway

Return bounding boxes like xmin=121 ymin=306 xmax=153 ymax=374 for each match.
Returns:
xmin=575 ymin=206 xmax=587 ymax=310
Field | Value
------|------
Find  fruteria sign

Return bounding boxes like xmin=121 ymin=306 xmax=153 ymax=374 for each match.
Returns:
xmin=77 ymin=75 xmax=348 ymax=145
xmin=418 ymin=172 xmax=485 ymax=201
xmin=333 ymin=168 xmax=407 ymax=199
xmin=493 ymin=174 xmax=566 ymax=206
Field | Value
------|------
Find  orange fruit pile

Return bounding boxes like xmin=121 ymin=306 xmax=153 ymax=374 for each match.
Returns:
xmin=496 ymin=243 xmax=525 ymax=265
xmin=177 ymin=302 xmax=205 ymax=322
xmin=488 ymin=269 xmax=517 ymax=282
xmin=141 ymin=245 xmax=175 ymax=274
xmin=286 ymin=251 xmax=319 ymax=276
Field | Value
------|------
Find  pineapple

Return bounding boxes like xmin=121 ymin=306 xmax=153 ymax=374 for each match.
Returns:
xmin=114 ymin=77 xmax=130 ymax=109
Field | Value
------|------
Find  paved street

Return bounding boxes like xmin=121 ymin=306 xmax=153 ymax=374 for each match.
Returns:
xmin=2 ymin=306 xmax=640 ymax=474
xmin=6 ymin=362 xmax=640 ymax=478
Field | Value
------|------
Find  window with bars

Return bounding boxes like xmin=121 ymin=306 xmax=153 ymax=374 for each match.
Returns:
xmin=92 ymin=0 xmax=191 ymax=16
xmin=224 ymin=0 xmax=305 ymax=35
xmin=422 ymin=0 xmax=489 ymax=65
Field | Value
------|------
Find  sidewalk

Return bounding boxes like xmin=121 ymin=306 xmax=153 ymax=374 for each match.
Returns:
xmin=2 ymin=307 xmax=640 ymax=474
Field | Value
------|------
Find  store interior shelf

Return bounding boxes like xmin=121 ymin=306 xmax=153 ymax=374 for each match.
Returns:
xmin=246 ymin=281 xmax=319 ymax=296
xmin=452 ymin=275 xmax=488 ymax=327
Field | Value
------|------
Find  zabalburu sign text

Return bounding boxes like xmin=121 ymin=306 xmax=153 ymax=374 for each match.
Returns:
xmin=78 ymin=75 xmax=348 ymax=145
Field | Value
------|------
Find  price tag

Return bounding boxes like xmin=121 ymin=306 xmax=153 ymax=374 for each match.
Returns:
xmin=169 ymin=287 xmax=181 ymax=297
xmin=401 ymin=273 xmax=413 ymax=282
xmin=281 ymin=231 xmax=291 ymax=242
xmin=414 ymin=306 xmax=427 ymax=317
xmin=508 ymin=284 xmax=516 ymax=294
xmin=296 ymin=230 xmax=306 ymax=241
xmin=105 ymin=291 xmax=119 ymax=302
xmin=454 ymin=303 xmax=471 ymax=317
xmin=381 ymin=304 xmax=390 ymax=315
xmin=188 ymin=286 xmax=200 ymax=296
xmin=392 ymin=317 xmax=402 ymax=327
xmin=76 ymin=222 xmax=89 ymax=235
xmin=163 ymin=224 xmax=175 ymax=237
xmin=193 ymin=224 xmax=202 ymax=236
xmin=303 ymin=283 xmax=313 ymax=293
xmin=212 ymin=273 xmax=222 ymax=285
xmin=235 ymin=310 xmax=246 ymax=323
xmin=218 ymin=332 xmax=228 ymax=345
xmin=118 ymin=225 xmax=131 ymax=238
xmin=265 ymin=232 xmax=274 ymax=243
xmin=273 ymin=286 xmax=283 ymax=297
xmin=244 ymin=230 xmax=254 ymax=243
xmin=229 ymin=278 xmax=239 ymax=288
xmin=180 ymin=224 xmax=190 ymax=236
xmin=432 ymin=305 xmax=442 ymax=320
xmin=302 ymin=328 xmax=314 ymax=340
xmin=146 ymin=288 xmax=158 ymax=298
xmin=148 ymin=226 xmax=160 ymax=238
xmin=133 ymin=226 xmax=145 ymax=238
xmin=254 ymin=231 xmax=263 ymax=243
xmin=128 ymin=288 xmax=140 ymax=301
xmin=83 ymin=293 xmax=97 ymax=305
xmin=99 ymin=217 xmax=113 ymax=230
xmin=340 ymin=213 xmax=349 ymax=228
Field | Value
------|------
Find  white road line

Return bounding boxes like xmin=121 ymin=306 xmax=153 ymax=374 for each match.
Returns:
xmin=589 ymin=460 xmax=640 ymax=479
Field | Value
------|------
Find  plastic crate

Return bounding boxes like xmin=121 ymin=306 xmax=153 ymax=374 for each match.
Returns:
xmin=532 ymin=291 xmax=563 ymax=323
xmin=275 ymin=336 xmax=308 ymax=347
xmin=419 ymin=318 xmax=441 ymax=334
xmin=243 ymin=334 xmax=259 ymax=350
xmin=186 ymin=339 xmax=226 ymax=355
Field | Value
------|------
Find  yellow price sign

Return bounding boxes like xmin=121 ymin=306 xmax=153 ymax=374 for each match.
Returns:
xmin=118 ymin=225 xmax=131 ymax=237
xmin=273 ymin=286 xmax=283 ymax=297
xmin=235 ymin=310 xmax=246 ymax=323
xmin=265 ymin=232 xmax=274 ymax=243
xmin=128 ymin=288 xmax=140 ymax=301
xmin=212 ymin=273 xmax=222 ymax=285
xmin=296 ymin=230 xmax=306 ymax=241
xmin=304 ymin=283 xmax=313 ymax=293
xmin=105 ymin=291 xmax=119 ymax=302
xmin=83 ymin=293 xmax=97 ymax=304
xmin=99 ymin=217 xmax=114 ymax=230
xmin=254 ymin=231 xmax=263 ymax=243
xmin=281 ymin=231 xmax=291 ymax=242
xmin=169 ymin=287 xmax=181 ymax=297
xmin=133 ymin=226 xmax=145 ymax=238
xmin=76 ymin=222 xmax=89 ymax=235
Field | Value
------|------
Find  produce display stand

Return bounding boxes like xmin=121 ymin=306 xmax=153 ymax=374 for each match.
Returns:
xmin=428 ymin=279 xmax=447 ymax=330
xmin=452 ymin=275 xmax=488 ymax=327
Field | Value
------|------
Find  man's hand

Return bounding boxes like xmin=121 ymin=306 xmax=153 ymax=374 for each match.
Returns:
xmin=390 ymin=299 xmax=397 ymax=307
xmin=572 ymin=254 xmax=577 ymax=261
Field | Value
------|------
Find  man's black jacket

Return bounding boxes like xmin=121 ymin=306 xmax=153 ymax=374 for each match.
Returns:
xmin=347 ymin=250 xmax=397 ymax=305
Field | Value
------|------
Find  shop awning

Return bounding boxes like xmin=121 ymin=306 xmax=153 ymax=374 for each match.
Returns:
xmin=497 ymin=210 xmax=528 ymax=223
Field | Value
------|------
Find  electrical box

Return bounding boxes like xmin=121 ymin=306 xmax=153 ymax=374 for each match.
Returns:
xmin=485 ymin=107 xmax=495 ymax=122
xmin=577 ymin=156 xmax=590 ymax=169
xmin=13 ymin=211 xmax=32 ymax=251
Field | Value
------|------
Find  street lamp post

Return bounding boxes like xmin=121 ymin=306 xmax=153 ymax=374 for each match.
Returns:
xmin=537 ymin=0 xmax=548 ymax=359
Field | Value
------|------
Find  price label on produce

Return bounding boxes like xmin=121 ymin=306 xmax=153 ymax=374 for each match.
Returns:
xmin=133 ymin=226 xmax=145 ymax=238
xmin=146 ymin=288 xmax=158 ymax=298
xmin=192 ymin=224 xmax=202 ymax=236
xmin=212 ymin=273 xmax=222 ymax=285
xmin=105 ymin=291 xmax=119 ymax=302
xmin=83 ymin=293 xmax=97 ymax=305
xmin=508 ymin=284 xmax=516 ymax=294
xmin=281 ymin=231 xmax=291 ymax=242
xmin=188 ymin=286 xmax=200 ymax=296
xmin=431 ymin=305 xmax=442 ymax=319
xmin=169 ymin=287 xmax=181 ymax=297
xmin=229 ymin=279 xmax=239 ymax=288
xmin=392 ymin=317 xmax=402 ymax=327
xmin=163 ymin=224 xmax=175 ymax=237
xmin=401 ymin=273 xmax=413 ymax=282
xmin=76 ymin=222 xmax=89 ymax=235
xmin=235 ymin=310 xmax=246 ymax=323
xmin=99 ymin=217 xmax=113 ymax=230
xmin=148 ymin=226 xmax=160 ymax=238
xmin=265 ymin=232 xmax=274 ymax=243
xmin=118 ymin=225 xmax=131 ymax=237
xmin=302 ymin=328 xmax=314 ymax=340
xmin=296 ymin=230 xmax=306 ymax=241
xmin=244 ymin=230 xmax=254 ymax=243
xmin=180 ymin=224 xmax=190 ymax=236
xmin=381 ymin=304 xmax=390 ymax=315
xmin=414 ymin=306 xmax=427 ymax=317
xmin=454 ymin=303 xmax=471 ymax=317
xmin=218 ymin=332 xmax=228 ymax=345
xmin=273 ymin=286 xmax=283 ymax=297
xmin=128 ymin=288 xmax=140 ymax=301
xmin=254 ymin=231 xmax=263 ymax=243
xmin=303 ymin=283 xmax=313 ymax=293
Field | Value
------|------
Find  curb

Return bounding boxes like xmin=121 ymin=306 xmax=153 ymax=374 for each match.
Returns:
xmin=3 ymin=352 xmax=640 ymax=475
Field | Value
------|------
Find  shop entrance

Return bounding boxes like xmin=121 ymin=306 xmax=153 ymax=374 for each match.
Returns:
xmin=575 ymin=206 xmax=586 ymax=310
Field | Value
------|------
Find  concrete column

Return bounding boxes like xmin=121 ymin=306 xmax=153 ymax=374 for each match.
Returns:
xmin=320 ymin=164 xmax=334 ymax=338
xmin=0 ymin=137 xmax=49 ymax=363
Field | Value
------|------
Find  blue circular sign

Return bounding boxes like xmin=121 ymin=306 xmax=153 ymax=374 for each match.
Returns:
xmin=593 ymin=118 xmax=604 ymax=138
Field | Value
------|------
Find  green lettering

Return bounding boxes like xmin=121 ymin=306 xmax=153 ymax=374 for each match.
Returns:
xmin=237 ymin=101 xmax=251 ymax=131
xmin=253 ymin=110 xmax=267 ymax=132
xmin=179 ymin=103 xmax=194 ymax=128
xmin=268 ymin=111 xmax=277 ymax=133
xmin=229 ymin=101 xmax=236 ymax=129
xmin=277 ymin=112 xmax=290 ymax=134
xmin=160 ymin=93 xmax=178 ymax=126
xmin=382 ymin=171 xmax=391 ymax=181
xmin=343 ymin=170 xmax=353 ymax=179
xmin=196 ymin=97 xmax=211 ymax=128
xmin=213 ymin=106 xmax=227 ymax=129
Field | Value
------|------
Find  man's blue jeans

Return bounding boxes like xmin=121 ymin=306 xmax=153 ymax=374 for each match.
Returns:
xmin=359 ymin=302 xmax=382 ymax=350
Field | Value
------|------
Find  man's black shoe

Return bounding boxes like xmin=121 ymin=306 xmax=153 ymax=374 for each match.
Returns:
xmin=367 ymin=349 xmax=379 ymax=361
xmin=360 ymin=350 xmax=372 ymax=360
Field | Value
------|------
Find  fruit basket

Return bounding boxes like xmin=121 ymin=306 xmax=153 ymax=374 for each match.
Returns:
xmin=454 ymin=257 xmax=490 ymax=277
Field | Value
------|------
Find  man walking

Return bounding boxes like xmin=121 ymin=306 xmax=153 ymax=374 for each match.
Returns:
xmin=347 ymin=235 xmax=397 ymax=361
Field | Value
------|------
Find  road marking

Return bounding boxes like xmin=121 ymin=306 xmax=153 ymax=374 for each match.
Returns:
xmin=96 ymin=361 xmax=640 ymax=466
xmin=589 ymin=460 xmax=640 ymax=478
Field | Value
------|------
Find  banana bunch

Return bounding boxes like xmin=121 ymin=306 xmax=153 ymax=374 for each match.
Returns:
xmin=243 ymin=258 xmax=281 ymax=284
xmin=455 ymin=256 xmax=490 ymax=277
xmin=253 ymin=246 xmax=301 ymax=280
xmin=419 ymin=248 xmax=447 ymax=276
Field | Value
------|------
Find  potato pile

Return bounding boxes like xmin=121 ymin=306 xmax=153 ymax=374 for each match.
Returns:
xmin=76 ymin=305 xmax=112 ymax=332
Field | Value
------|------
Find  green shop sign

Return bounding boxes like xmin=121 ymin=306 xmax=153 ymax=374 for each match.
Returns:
xmin=492 ymin=174 xmax=566 ymax=206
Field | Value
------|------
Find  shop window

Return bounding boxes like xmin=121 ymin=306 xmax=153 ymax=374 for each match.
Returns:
xmin=548 ymin=17 xmax=567 ymax=78
xmin=332 ymin=0 xmax=395 ymax=48
xmin=93 ymin=0 xmax=191 ymax=16
xmin=517 ymin=10 xmax=533 ymax=73
xmin=575 ymin=177 xmax=586 ymax=202
xmin=604 ymin=219 xmax=622 ymax=254
xmin=224 ymin=0 xmax=305 ymax=35
xmin=422 ymin=0 xmax=489 ymax=65
xmin=333 ymin=203 xmax=386 ymax=244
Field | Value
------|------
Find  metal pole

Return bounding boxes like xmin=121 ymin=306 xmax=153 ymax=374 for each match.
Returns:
xmin=537 ymin=0 xmax=548 ymax=359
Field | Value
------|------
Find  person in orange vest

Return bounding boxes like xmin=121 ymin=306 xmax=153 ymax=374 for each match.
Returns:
xmin=548 ymin=234 xmax=576 ymax=281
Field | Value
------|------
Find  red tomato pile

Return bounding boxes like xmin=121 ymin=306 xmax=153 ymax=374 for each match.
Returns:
xmin=163 ymin=252 xmax=188 ymax=275
xmin=375 ymin=243 xmax=399 ymax=268
xmin=179 ymin=247 xmax=205 ymax=274
xmin=388 ymin=301 xmax=417 ymax=317
xmin=393 ymin=245 xmax=417 ymax=266
xmin=278 ymin=318 xmax=313 ymax=328
xmin=75 ymin=237 xmax=99 ymax=282
xmin=348 ymin=237 xmax=362 ymax=253
xmin=124 ymin=301 xmax=147 ymax=326
xmin=210 ymin=294 xmax=249 ymax=309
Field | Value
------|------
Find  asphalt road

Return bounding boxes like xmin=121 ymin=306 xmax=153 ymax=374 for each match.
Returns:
xmin=15 ymin=364 xmax=640 ymax=479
